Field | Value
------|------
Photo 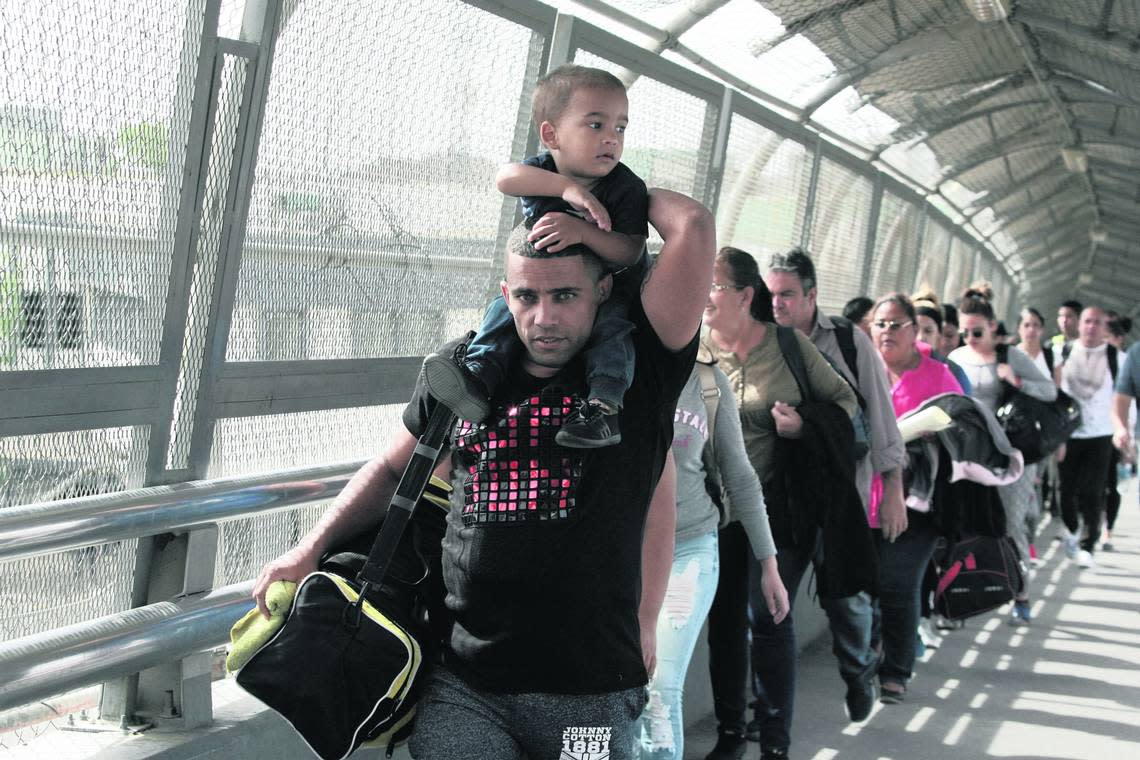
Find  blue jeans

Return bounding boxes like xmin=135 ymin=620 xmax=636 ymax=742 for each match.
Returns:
xmin=708 ymin=525 xmax=874 ymax=753
xmin=871 ymin=510 xmax=939 ymax=684
xmin=635 ymin=532 xmax=719 ymax=760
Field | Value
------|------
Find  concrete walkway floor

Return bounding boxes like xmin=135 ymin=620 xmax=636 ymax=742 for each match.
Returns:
xmin=684 ymin=476 xmax=1140 ymax=760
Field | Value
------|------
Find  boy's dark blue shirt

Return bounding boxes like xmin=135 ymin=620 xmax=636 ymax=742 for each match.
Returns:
xmin=520 ymin=152 xmax=649 ymax=238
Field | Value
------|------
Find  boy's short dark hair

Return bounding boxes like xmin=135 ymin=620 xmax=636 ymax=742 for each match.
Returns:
xmin=532 ymin=64 xmax=626 ymax=129
xmin=768 ymin=247 xmax=817 ymax=292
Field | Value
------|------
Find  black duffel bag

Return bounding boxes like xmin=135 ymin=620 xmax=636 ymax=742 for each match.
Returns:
xmin=230 ymin=403 xmax=454 ymax=760
xmin=994 ymin=345 xmax=1081 ymax=464
xmin=934 ymin=534 xmax=1024 ymax=621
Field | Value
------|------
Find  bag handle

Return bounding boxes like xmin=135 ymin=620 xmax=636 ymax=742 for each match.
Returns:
xmin=356 ymin=333 xmax=474 ymax=591
xmin=357 ymin=401 xmax=455 ymax=592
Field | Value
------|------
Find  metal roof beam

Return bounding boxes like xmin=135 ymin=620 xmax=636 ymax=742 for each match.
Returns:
xmin=893 ymin=99 xmax=1051 ymax=145
xmin=1050 ymin=69 xmax=1140 ymax=111
xmin=748 ymin=0 xmax=878 ymax=56
xmin=994 ymin=191 xmax=1090 ymax=233
xmin=965 ymin=159 xmax=1067 ymax=217
xmin=1016 ymin=7 xmax=1140 ymax=59
xmin=940 ymin=135 xmax=1060 ymax=184
xmin=800 ymin=17 xmax=981 ymax=118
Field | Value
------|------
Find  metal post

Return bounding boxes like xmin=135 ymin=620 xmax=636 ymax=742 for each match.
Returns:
xmin=799 ymin=136 xmax=824 ymax=249
xmin=185 ymin=4 xmax=285 ymax=481
xmin=547 ymin=12 xmax=577 ymax=71
xmin=145 ymin=0 xmax=224 ymax=487
xmin=703 ymin=87 xmax=735 ymax=213
xmin=858 ymin=172 xmax=884 ymax=295
xmin=907 ymin=202 xmax=930 ymax=293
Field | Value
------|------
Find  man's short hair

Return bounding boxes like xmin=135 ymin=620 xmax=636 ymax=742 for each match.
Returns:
xmin=768 ymin=247 xmax=817 ymax=292
xmin=532 ymin=64 xmax=626 ymax=129
xmin=505 ymin=224 xmax=605 ymax=282
xmin=1060 ymin=299 xmax=1083 ymax=313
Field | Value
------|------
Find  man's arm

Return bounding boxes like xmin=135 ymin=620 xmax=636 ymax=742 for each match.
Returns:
xmin=639 ymin=450 xmax=677 ymax=677
xmin=252 ymin=428 xmax=422 ymax=617
xmin=641 ymin=190 xmax=716 ymax=351
xmin=1113 ymin=392 xmax=1133 ymax=452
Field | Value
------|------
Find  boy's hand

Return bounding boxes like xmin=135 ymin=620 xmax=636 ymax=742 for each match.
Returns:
xmin=528 ymin=212 xmax=589 ymax=253
xmin=561 ymin=185 xmax=611 ymax=231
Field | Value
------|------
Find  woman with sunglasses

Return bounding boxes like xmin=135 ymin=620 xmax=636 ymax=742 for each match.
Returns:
xmin=868 ymin=294 xmax=963 ymax=704
xmin=949 ymin=289 xmax=1056 ymax=625
xmin=701 ymin=246 xmax=858 ymax=760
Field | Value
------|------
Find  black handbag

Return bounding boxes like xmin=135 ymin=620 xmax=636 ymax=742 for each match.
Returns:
xmin=994 ymin=345 xmax=1081 ymax=464
xmin=232 ymin=403 xmax=454 ymax=760
xmin=934 ymin=534 xmax=1024 ymax=620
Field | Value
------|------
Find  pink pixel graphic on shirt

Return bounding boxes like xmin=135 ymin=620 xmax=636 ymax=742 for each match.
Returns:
xmin=453 ymin=389 xmax=583 ymax=525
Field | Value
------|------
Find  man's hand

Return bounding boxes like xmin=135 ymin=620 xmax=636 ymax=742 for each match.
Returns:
xmin=253 ymin=545 xmax=319 ymax=619
xmin=759 ymin=555 xmax=790 ymax=624
xmin=878 ymin=473 xmax=908 ymax=542
xmin=561 ymin=185 xmax=610 ymax=230
xmin=528 ymin=212 xmax=589 ymax=253
xmin=1054 ymin=442 xmax=1066 ymax=463
xmin=772 ymin=401 xmax=803 ymax=439
xmin=1117 ymin=430 xmax=1135 ymax=460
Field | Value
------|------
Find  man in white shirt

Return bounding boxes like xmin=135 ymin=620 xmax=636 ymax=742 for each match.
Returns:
xmin=1054 ymin=306 xmax=1118 ymax=569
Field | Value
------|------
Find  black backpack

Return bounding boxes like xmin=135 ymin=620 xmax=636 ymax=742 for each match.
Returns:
xmin=934 ymin=534 xmax=1024 ymax=620
xmin=994 ymin=344 xmax=1081 ymax=464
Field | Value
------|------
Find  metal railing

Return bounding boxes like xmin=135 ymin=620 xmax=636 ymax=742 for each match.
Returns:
xmin=0 ymin=461 xmax=364 ymax=713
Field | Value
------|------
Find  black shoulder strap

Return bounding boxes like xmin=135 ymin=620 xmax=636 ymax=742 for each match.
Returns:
xmin=1109 ymin=345 xmax=1118 ymax=381
xmin=1062 ymin=341 xmax=1072 ymax=362
xmin=995 ymin=343 xmax=1009 ymax=363
xmin=1043 ymin=344 xmax=1054 ymax=374
xmin=776 ymin=325 xmax=812 ymax=402
xmin=829 ymin=315 xmax=860 ymax=384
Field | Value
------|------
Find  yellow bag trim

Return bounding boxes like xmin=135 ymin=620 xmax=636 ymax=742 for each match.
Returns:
xmin=325 ymin=573 xmax=422 ymax=701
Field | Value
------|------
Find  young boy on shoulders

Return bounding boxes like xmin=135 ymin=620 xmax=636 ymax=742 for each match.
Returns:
xmin=423 ymin=63 xmax=648 ymax=448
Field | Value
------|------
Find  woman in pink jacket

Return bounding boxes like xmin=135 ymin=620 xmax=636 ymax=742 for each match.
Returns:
xmin=869 ymin=293 xmax=962 ymax=704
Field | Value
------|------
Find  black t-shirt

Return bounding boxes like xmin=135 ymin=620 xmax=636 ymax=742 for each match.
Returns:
xmin=402 ymin=300 xmax=697 ymax=694
xmin=520 ymin=152 xmax=649 ymax=238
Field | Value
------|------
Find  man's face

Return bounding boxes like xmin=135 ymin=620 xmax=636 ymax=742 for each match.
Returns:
xmin=1078 ymin=307 xmax=1106 ymax=348
xmin=766 ymin=270 xmax=815 ymax=330
xmin=1057 ymin=306 xmax=1079 ymax=338
xmin=501 ymin=253 xmax=609 ymax=377
xmin=542 ymin=88 xmax=628 ymax=184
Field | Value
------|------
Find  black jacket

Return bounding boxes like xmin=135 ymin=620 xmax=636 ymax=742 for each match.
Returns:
xmin=765 ymin=401 xmax=878 ymax=599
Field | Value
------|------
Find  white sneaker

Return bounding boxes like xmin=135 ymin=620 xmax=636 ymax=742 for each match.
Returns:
xmin=918 ymin=619 xmax=943 ymax=649
xmin=1064 ymin=536 xmax=1079 ymax=559
xmin=1077 ymin=549 xmax=1095 ymax=569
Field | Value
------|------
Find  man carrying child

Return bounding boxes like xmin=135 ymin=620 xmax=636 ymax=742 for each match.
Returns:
xmin=253 ymin=64 xmax=717 ymax=759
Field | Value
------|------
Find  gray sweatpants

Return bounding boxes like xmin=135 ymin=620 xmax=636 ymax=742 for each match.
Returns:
xmin=408 ymin=664 xmax=648 ymax=760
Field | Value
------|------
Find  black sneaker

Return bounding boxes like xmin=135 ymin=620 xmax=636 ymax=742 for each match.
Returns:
xmin=555 ymin=401 xmax=621 ymax=448
xmin=760 ymin=749 xmax=789 ymax=760
xmin=745 ymin=717 xmax=761 ymax=742
xmin=421 ymin=351 xmax=490 ymax=422
xmin=845 ymin=678 xmax=876 ymax=722
xmin=703 ymin=729 xmax=747 ymax=760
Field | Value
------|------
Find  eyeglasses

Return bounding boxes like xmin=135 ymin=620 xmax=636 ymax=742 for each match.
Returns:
xmin=710 ymin=282 xmax=743 ymax=292
xmin=960 ymin=327 xmax=986 ymax=339
xmin=871 ymin=320 xmax=913 ymax=332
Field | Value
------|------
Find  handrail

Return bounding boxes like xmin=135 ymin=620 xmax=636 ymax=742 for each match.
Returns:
xmin=0 ymin=460 xmax=367 ymax=562
xmin=0 ymin=581 xmax=254 ymax=713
